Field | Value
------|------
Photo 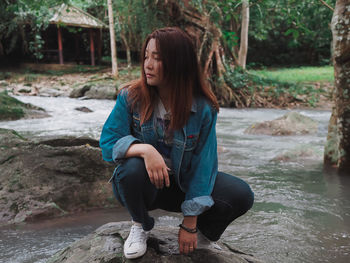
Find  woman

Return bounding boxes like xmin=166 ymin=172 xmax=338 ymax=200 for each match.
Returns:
xmin=100 ymin=27 xmax=254 ymax=259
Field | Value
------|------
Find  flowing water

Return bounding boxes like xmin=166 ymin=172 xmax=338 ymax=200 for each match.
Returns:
xmin=0 ymin=96 xmax=349 ymax=263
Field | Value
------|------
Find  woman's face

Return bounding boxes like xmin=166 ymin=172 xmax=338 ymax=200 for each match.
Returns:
xmin=144 ymin=38 xmax=164 ymax=87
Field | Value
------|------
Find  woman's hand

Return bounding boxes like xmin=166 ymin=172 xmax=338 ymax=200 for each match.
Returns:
xmin=142 ymin=144 xmax=170 ymax=189
xmin=178 ymin=229 xmax=197 ymax=254
xmin=178 ymin=216 xmax=198 ymax=254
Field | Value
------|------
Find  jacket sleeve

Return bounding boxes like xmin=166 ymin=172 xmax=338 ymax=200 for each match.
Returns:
xmin=181 ymin=107 xmax=218 ymax=216
xmin=99 ymin=89 xmax=141 ymax=162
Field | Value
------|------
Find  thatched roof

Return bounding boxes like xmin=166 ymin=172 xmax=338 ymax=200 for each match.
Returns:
xmin=49 ymin=4 xmax=107 ymax=29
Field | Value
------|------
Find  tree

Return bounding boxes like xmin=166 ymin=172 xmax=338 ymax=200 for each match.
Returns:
xmin=324 ymin=0 xmax=350 ymax=175
xmin=237 ymin=0 xmax=249 ymax=69
xmin=107 ymin=0 xmax=118 ymax=78
xmin=247 ymin=0 xmax=336 ymax=66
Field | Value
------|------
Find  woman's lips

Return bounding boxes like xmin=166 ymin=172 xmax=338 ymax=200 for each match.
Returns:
xmin=146 ymin=74 xmax=155 ymax=78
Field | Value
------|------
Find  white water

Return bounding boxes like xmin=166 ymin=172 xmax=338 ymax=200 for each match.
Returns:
xmin=1 ymin=96 xmax=349 ymax=263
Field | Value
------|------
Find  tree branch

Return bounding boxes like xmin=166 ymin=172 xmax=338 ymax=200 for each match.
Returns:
xmin=318 ymin=0 xmax=334 ymax=11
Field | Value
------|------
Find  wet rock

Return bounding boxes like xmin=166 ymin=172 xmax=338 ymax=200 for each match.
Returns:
xmin=272 ymin=145 xmax=322 ymax=162
xmin=0 ymin=80 xmax=9 ymax=87
xmin=70 ymin=83 xmax=117 ymax=100
xmin=75 ymin=106 xmax=93 ymax=113
xmin=84 ymin=85 xmax=117 ymax=100
xmin=69 ymin=84 xmax=92 ymax=98
xmin=0 ymin=92 xmax=49 ymax=120
xmin=245 ymin=112 xmax=318 ymax=136
xmin=39 ymin=88 xmax=66 ymax=97
xmin=0 ymin=129 xmax=115 ymax=226
xmin=18 ymin=85 xmax=32 ymax=93
xmin=47 ymin=221 xmax=264 ymax=263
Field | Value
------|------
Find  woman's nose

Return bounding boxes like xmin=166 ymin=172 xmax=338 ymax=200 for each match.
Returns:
xmin=145 ymin=58 xmax=153 ymax=69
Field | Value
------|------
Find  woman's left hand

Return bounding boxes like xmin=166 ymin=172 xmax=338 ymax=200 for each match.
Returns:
xmin=178 ymin=228 xmax=197 ymax=254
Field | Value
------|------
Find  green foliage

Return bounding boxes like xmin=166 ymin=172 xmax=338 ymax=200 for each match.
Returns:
xmin=0 ymin=0 xmax=336 ymax=67
xmin=248 ymin=0 xmax=336 ymax=66
xmin=222 ymin=30 xmax=239 ymax=50
xmin=224 ymin=66 xmax=327 ymax=107
xmin=0 ymin=72 xmax=12 ymax=80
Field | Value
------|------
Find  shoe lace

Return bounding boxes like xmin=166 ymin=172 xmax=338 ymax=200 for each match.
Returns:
xmin=129 ymin=225 xmax=147 ymax=244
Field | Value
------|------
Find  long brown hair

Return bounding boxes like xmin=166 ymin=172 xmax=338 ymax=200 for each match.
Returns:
xmin=125 ymin=27 xmax=219 ymax=130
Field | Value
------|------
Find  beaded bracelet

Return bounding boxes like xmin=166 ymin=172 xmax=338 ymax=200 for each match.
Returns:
xmin=178 ymin=223 xmax=198 ymax=233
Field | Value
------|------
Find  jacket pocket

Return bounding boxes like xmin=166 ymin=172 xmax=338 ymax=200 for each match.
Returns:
xmin=184 ymin=134 xmax=199 ymax=151
xmin=131 ymin=114 xmax=143 ymax=138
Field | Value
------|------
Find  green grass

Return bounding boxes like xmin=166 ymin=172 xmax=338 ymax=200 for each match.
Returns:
xmin=250 ymin=66 xmax=334 ymax=83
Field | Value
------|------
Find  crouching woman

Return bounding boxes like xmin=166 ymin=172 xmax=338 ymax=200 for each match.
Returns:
xmin=100 ymin=27 xmax=254 ymax=259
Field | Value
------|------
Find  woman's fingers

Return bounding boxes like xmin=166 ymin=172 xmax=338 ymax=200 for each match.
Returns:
xmin=147 ymin=170 xmax=155 ymax=185
xmin=163 ymin=167 xmax=170 ymax=187
xmin=183 ymin=243 xmax=189 ymax=254
xmin=153 ymin=171 xmax=160 ymax=188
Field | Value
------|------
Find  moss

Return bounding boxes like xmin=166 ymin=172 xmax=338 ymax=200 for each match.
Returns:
xmin=0 ymin=91 xmax=44 ymax=121
xmin=0 ymin=92 xmax=26 ymax=120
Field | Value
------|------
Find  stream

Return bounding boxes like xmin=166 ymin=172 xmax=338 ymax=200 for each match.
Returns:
xmin=0 ymin=96 xmax=349 ymax=263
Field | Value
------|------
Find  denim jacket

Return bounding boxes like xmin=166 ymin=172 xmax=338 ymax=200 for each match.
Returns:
xmin=99 ymin=89 xmax=218 ymax=216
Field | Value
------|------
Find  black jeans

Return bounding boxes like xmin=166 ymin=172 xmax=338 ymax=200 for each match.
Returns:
xmin=112 ymin=157 xmax=254 ymax=241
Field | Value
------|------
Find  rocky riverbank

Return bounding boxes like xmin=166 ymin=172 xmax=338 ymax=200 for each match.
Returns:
xmin=47 ymin=221 xmax=264 ymax=263
xmin=0 ymin=128 xmax=116 ymax=226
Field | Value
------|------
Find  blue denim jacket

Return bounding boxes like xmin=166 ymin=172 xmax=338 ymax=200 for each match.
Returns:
xmin=99 ymin=89 xmax=218 ymax=216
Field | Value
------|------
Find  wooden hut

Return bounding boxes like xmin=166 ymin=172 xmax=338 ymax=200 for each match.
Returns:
xmin=48 ymin=4 xmax=108 ymax=65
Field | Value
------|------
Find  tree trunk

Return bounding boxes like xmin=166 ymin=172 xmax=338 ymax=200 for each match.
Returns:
xmin=324 ymin=0 xmax=350 ymax=175
xmin=159 ymin=0 xmax=233 ymax=105
xmin=238 ymin=0 xmax=249 ymax=69
xmin=120 ymin=32 xmax=132 ymax=76
xmin=107 ymin=0 xmax=118 ymax=78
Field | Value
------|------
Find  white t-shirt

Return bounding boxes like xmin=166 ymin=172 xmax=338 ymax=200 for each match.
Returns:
xmin=154 ymin=98 xmax=173 ymax=171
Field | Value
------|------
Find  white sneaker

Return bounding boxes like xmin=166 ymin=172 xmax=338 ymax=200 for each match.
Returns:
xmin=123 ymin=222 xmax=150 ymax=259
xmin=197 ymin=231 xmax=222 ymax=250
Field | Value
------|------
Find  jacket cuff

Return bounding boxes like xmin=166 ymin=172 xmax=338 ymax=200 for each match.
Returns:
xmin=112 ymin=135 xmax=141 ymax=162
xmin=181 ymin=196 xmax=214 ymax=216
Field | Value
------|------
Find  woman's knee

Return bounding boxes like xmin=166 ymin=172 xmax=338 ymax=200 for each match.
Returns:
xmin=117 ymin=157 xmax=148 ymax=185
xmin=238 ymin=180 xmax=254 ymax=212
xmin=216 ymin=173 xmax=254 ymax=214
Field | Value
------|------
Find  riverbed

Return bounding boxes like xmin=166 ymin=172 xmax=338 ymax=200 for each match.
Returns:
xmin=0 ymin=96 xmax=349 ymax=263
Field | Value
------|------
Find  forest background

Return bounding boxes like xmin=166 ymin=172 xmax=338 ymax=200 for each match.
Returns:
xmin=2 ymin=0 xmax=348 ymax=173
xmin=0 ymin=0 xmax=336 ymax=110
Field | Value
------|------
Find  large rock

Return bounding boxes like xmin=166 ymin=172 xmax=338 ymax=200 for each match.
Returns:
xmin=70 ymin=82 xmax=117 ymax=100
xmin=0 ymin=92 xmax=50 ymax=120
xmin=47 ymin=221 xmax=263 ymax=263
xmin=271 ymin=145 xmax=322 ymax=162
xmin=84 ymin=85 xmax=117 ymax=100
xmin=244 ymin=111 xmax=318 ymax=136
xmin=0 ymin=129 xmax=115 ymax=225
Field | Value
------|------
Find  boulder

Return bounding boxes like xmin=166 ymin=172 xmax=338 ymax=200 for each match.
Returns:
xmin=244 ymin=111 xmax=318 ymax=136
xmin=0 ymin=129 xmax=115 ymax=225
xmin=47 ymin=221 xmax=264 ymax=263
xmin=271 ymin=145 xmax=322 ymax=162
xmin=0 ymin=92 xmax=50 ymax=120
xmin=84 ymin=85 xmax=117 ymax=100
xmin=75 ymin=106 xmax=93 ymax=113
xmin=69 ymin=84 xmax=92 ymax=98
xmin=69 ymin=83 xmax=117 ymax=100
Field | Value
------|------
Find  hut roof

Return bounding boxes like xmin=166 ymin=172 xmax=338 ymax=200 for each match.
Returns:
xmin=49 ymin=4 xmax=107 ymax=29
